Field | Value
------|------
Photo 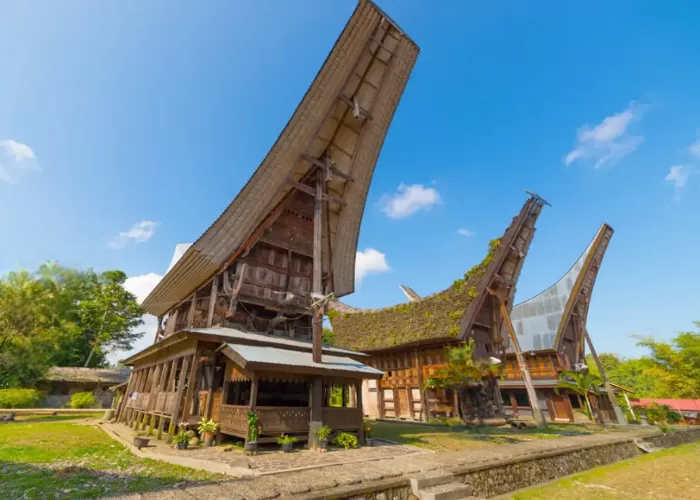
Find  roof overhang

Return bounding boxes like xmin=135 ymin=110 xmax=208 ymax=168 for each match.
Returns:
xmin=222 ymin=343 xmax=384 ymax=380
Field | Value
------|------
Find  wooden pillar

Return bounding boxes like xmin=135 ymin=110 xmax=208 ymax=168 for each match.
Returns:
xmin=406 ymin=386 xmax=415 ymax=420
xmin=415 ymin=349 xmax=429 ymax=422
xmin=585 ymin=329 xmax=626 ymax=425
xmin=498 ymin=298 xmax=547 ymax=428
xmin=157 ymin=359 xmax=174 ymax=440
xmin=377 ymin=381 xmax=385 ymax=419
xmin=206 ymin=277 xmax=218 ymax=328
xmin=509 ymin=392 xmax=519 ymax=418
xmin=116 ymin=370 xmax=136 ymax=421
xmin=204 ymin=361 xmax=216 ymax=419
xmin=128 ymin=368 xmax=146 ymax=427
xmin=146 ymin=363 xmax=164 ymax=434
xmin=182 ymin=344 xmax=201 ymax=423
xmin=170 ymin=355 xmax=191 ymax=441
xmin=186 ymin=294 xmax=197 ymax=328
xmin=356 ymin=381 xmax=365 ymax=443
xmin=249 ymin=374 xmax=259 ymax=409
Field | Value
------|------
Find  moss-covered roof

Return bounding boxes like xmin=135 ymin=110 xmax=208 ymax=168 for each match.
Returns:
xmin=328 ymin=238 xmax=501 ymax=352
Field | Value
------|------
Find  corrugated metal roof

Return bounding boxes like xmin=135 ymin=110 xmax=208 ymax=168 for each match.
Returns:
xmin=182 ymin=327 xmax=369 ymax=357
xmin=226 ymin=342 xmax=384 ymax=377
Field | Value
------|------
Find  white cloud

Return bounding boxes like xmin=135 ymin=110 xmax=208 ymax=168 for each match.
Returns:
xmin=107 ymin=220 xmax=160 ymax=249
xmin=665 ymin=165 xmax=691 ymax=190
xmin=564 ymin=103 xmax=643 ymax=168
xmin=689 ymin=132 xmax=700 ymax=159
xmin=124 ymin=272 xmax=163 ymax=304
xmin=355 ymin=248 xmax=390 ymax=283
xmin=380 ymin=183 xmax=442 ymax=218
xmin=0 ymin=139 xmax=36 ymax=161
xmin=457 ymin=228 xmax=475 ymax=237
xmin=0 ymin=139 xmax=39 ymax=183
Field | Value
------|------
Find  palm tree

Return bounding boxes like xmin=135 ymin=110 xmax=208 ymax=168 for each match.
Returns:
xmin=555 ymin=370 xmax=603 ymax=423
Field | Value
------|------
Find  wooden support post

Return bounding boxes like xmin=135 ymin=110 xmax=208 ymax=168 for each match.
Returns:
xmin=414 ymin=349 xmax=429 ymax=422
xmin=129 ymin=369 xmax=146 ymax=427
xmin=497 ymin=297 xmax=547 ymax=428
xmin=146 ymin=363 xmax=164 ymax=435
xmin=157 ymin=359 xmax=174 ymax=440
xmin=250 ymin=374 xmax=259 ymax=410
xmin=356 ymin=381 xmax=365 ymax=443
xmin=170 ymin=356 xmax=191 ymax=441
xmin=585 ymin=329 xmax=627 ymax=425
xmin=406 ymin=385 xmax=415 ymax=420
xmin=204 ymin=362 xmax=216 ymax=419
xmin=308 ymin=170 xmax=324 ymax=449
xmin=186 ymin=294 xmax=197 ymax=327
xmin=377 ymin=381 xmax=385 ymax=419
xmin=182 ymin=345 xmax=201 ymax=423
xmin=117 ymin=369 xmax=137 ymax=421
xmin=206 ymin=276 xmax=218 ymax=328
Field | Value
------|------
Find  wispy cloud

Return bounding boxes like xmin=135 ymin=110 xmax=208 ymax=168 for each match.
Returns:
xmin=689 ymin=131 xmax=700 ymax=160
xmin=0 ymin=139 xmax=39 ymax=183
xmin=355 ymin=248 xmax=390 ymax=283
xmin=457 ymin=228 xmax=475 ymax=237
xmin=665 ymin=165 xmax=691 ymax=190
xmin=107 ymin=220 xmax=160 ymax=249
xmin=380 ymin=183 xmax=441 ymax=219
xmin=564 ymin=102 xmax=644 ymax=168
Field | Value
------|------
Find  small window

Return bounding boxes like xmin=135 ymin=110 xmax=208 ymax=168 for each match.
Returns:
xmin=387 ymin=371 xmax=393 ymax=376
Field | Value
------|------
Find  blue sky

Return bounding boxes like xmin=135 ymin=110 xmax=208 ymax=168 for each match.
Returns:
xmin=2 ymin=0 xmax=699 ymax=362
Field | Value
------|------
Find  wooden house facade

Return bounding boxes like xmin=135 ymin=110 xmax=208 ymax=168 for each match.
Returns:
xmin=115 ymin=0 xmax=419 ymax=445
xmin=330 ymin=194 xmax=547 ymax=422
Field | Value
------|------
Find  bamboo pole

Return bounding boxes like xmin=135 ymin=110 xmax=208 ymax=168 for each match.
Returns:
xmin=585 ymin=329 xmax=627 ymax=425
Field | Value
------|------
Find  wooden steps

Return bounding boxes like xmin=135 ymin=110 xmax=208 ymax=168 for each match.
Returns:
xmin=410 ymin=471 xmax=477 ymax=500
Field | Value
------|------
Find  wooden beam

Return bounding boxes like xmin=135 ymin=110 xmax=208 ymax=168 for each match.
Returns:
xmin=285 ymin=177 xmax=347 ymax=207
xmin=497 ymin=297 xmax=548 ymax=428
xmin=206 ymin=276 xmax=218 ymax=328
xmin=186 ymin=294 xmax=197 ymax=327
xmin=170 ymin=356 xmax=191 ymax=441
xmin=585 ymin=329 xmax=627 ymax=424
xmin=300 ymin=153 xmax=355 ymax=182
xmin=338 ymin=94 xmax=372 ymax=120
xmin=250 ymin=374 xmax=259 ymax=410
xmin=181 ymin=345 xmax=201 ymax=423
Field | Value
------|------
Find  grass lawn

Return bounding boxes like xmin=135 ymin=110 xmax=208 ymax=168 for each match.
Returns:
xmin=506 ymin=441 xmax=700 ymax=499
xmin=371 ymin=421 xmax=601 ymax=452
xmin=14 ymin=413 xmax=105 ymax=422
xmin=0 ymin=419 xmax=225 ymax=500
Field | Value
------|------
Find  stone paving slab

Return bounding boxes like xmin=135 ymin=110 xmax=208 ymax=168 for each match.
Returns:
xmin=101 ymin=427 xmax=667 ymax=500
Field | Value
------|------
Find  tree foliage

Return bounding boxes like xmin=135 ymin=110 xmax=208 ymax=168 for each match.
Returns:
xmin=555 ymin=370 xmax=603 ymax=423
xmin=424 ymin=339 xmax=502 ymax=390
xmin=588 ymin=325 xmax=700 ymax=399
xmin=0 ymin=263 xmax=143 ymax=388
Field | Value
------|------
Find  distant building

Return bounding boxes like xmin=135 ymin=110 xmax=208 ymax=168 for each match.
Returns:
xmin=38 ymin=367 xmax=131 ymax=408
xmin=630 ymin=399 xmax=700 ymax=424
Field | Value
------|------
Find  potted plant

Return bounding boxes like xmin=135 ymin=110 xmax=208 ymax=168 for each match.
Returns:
xmin=133 ymin=431 xmax=150 ymax=450
xmin=174 ymin=430 xmax=189 ymax=450
xmin=245 ymin=410 xmax=260 ymax=455
xmin=198 ymin=418 xmax=218 ymax=447
xmin=363 ymin=419 xmax=375 ymax=446
xmin=313 ymin=425 xmax=332 ymax=452
xmin=277 ymin=434 xmax=297 ymax=453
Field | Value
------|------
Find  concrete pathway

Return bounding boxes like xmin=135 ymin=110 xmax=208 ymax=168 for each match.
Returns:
xmin=97 ymin=425 xmax=663 ymax=500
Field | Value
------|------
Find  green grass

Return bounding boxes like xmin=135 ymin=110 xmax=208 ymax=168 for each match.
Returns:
xmin=371 ymin=421 xmax=596 ymax=452
xmin=0 ymin=420 xmax=225 ymax=499
xmin=507 ymin=442 xmax=700 ymax=499
xmin=14 ymin=413 xmax=104 ymax=422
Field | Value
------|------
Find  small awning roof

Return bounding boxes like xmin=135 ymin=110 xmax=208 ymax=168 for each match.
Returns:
xmin=222 ymin=342 xmax=384 ymax=380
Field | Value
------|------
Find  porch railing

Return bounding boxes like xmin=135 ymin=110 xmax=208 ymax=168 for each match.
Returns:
xmin=322 ymin=407 xmax=362 ymax=431
xmin=219 ymin=404 xmax=249 ymax=436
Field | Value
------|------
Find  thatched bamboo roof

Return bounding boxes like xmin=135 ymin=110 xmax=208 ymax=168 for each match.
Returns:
xmin=43 ymin=367 xmax=131 ymax=384
xmin=329 ymin=238 xmax=502 ymax=352
xmin=329 ymin=194 xmax=547 ymax=352
xmin=142 ymin=1 xmax=419 ymax=317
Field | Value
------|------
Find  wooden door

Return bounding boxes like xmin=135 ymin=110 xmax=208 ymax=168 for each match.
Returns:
xmin=551 ymin=393 xmax=574 ymax=422
xmin=397 ymin=388 xmax=410 ymax=418
xmin=211 ymin=389 xmax=223 ymax=423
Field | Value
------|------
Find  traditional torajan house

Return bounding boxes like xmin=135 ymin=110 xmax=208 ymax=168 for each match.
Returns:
xmin=115 ymin=1 xmax=419 ymax=446
xmin=498 ymin=224 xmax=627 ymax=424
xmin=38 ymin=367 xmax=130 ymax=409
xmin=329 ymin=194 xmax=548 ymax=423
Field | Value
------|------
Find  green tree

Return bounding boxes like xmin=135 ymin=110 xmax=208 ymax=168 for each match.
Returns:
xmin=555 ymin=370 xmax=603 ymax=423
xmin=0 ymin=264 xmax=144 ymax=387
xmin=425 ymin=339 xmax=503 ymax=424
xmin=322 ymin=327 xmax=334 ymax=346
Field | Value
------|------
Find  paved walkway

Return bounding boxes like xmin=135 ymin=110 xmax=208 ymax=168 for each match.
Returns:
xmin=99 ymin=424 xmax=663 ymax=500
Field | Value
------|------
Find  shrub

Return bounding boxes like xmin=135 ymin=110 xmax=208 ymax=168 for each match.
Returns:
xmin=198 ymin=418 xmax=218 ymax=434
xmin=69 ymin=391 xmax=96 ymax=409
xmin=0 ymin=388 xmax=43 ymax=408
xmin=314 ymin=425 xmax=333 ymax=441
xmin=333 ymin=432 xmax=358 ymax=449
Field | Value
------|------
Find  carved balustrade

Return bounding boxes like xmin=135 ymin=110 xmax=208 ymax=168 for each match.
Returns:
xmin=219 ymin=405 xmax=249 ymax=435
xmin=257 ymin=407 xmax=310 ymax=434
